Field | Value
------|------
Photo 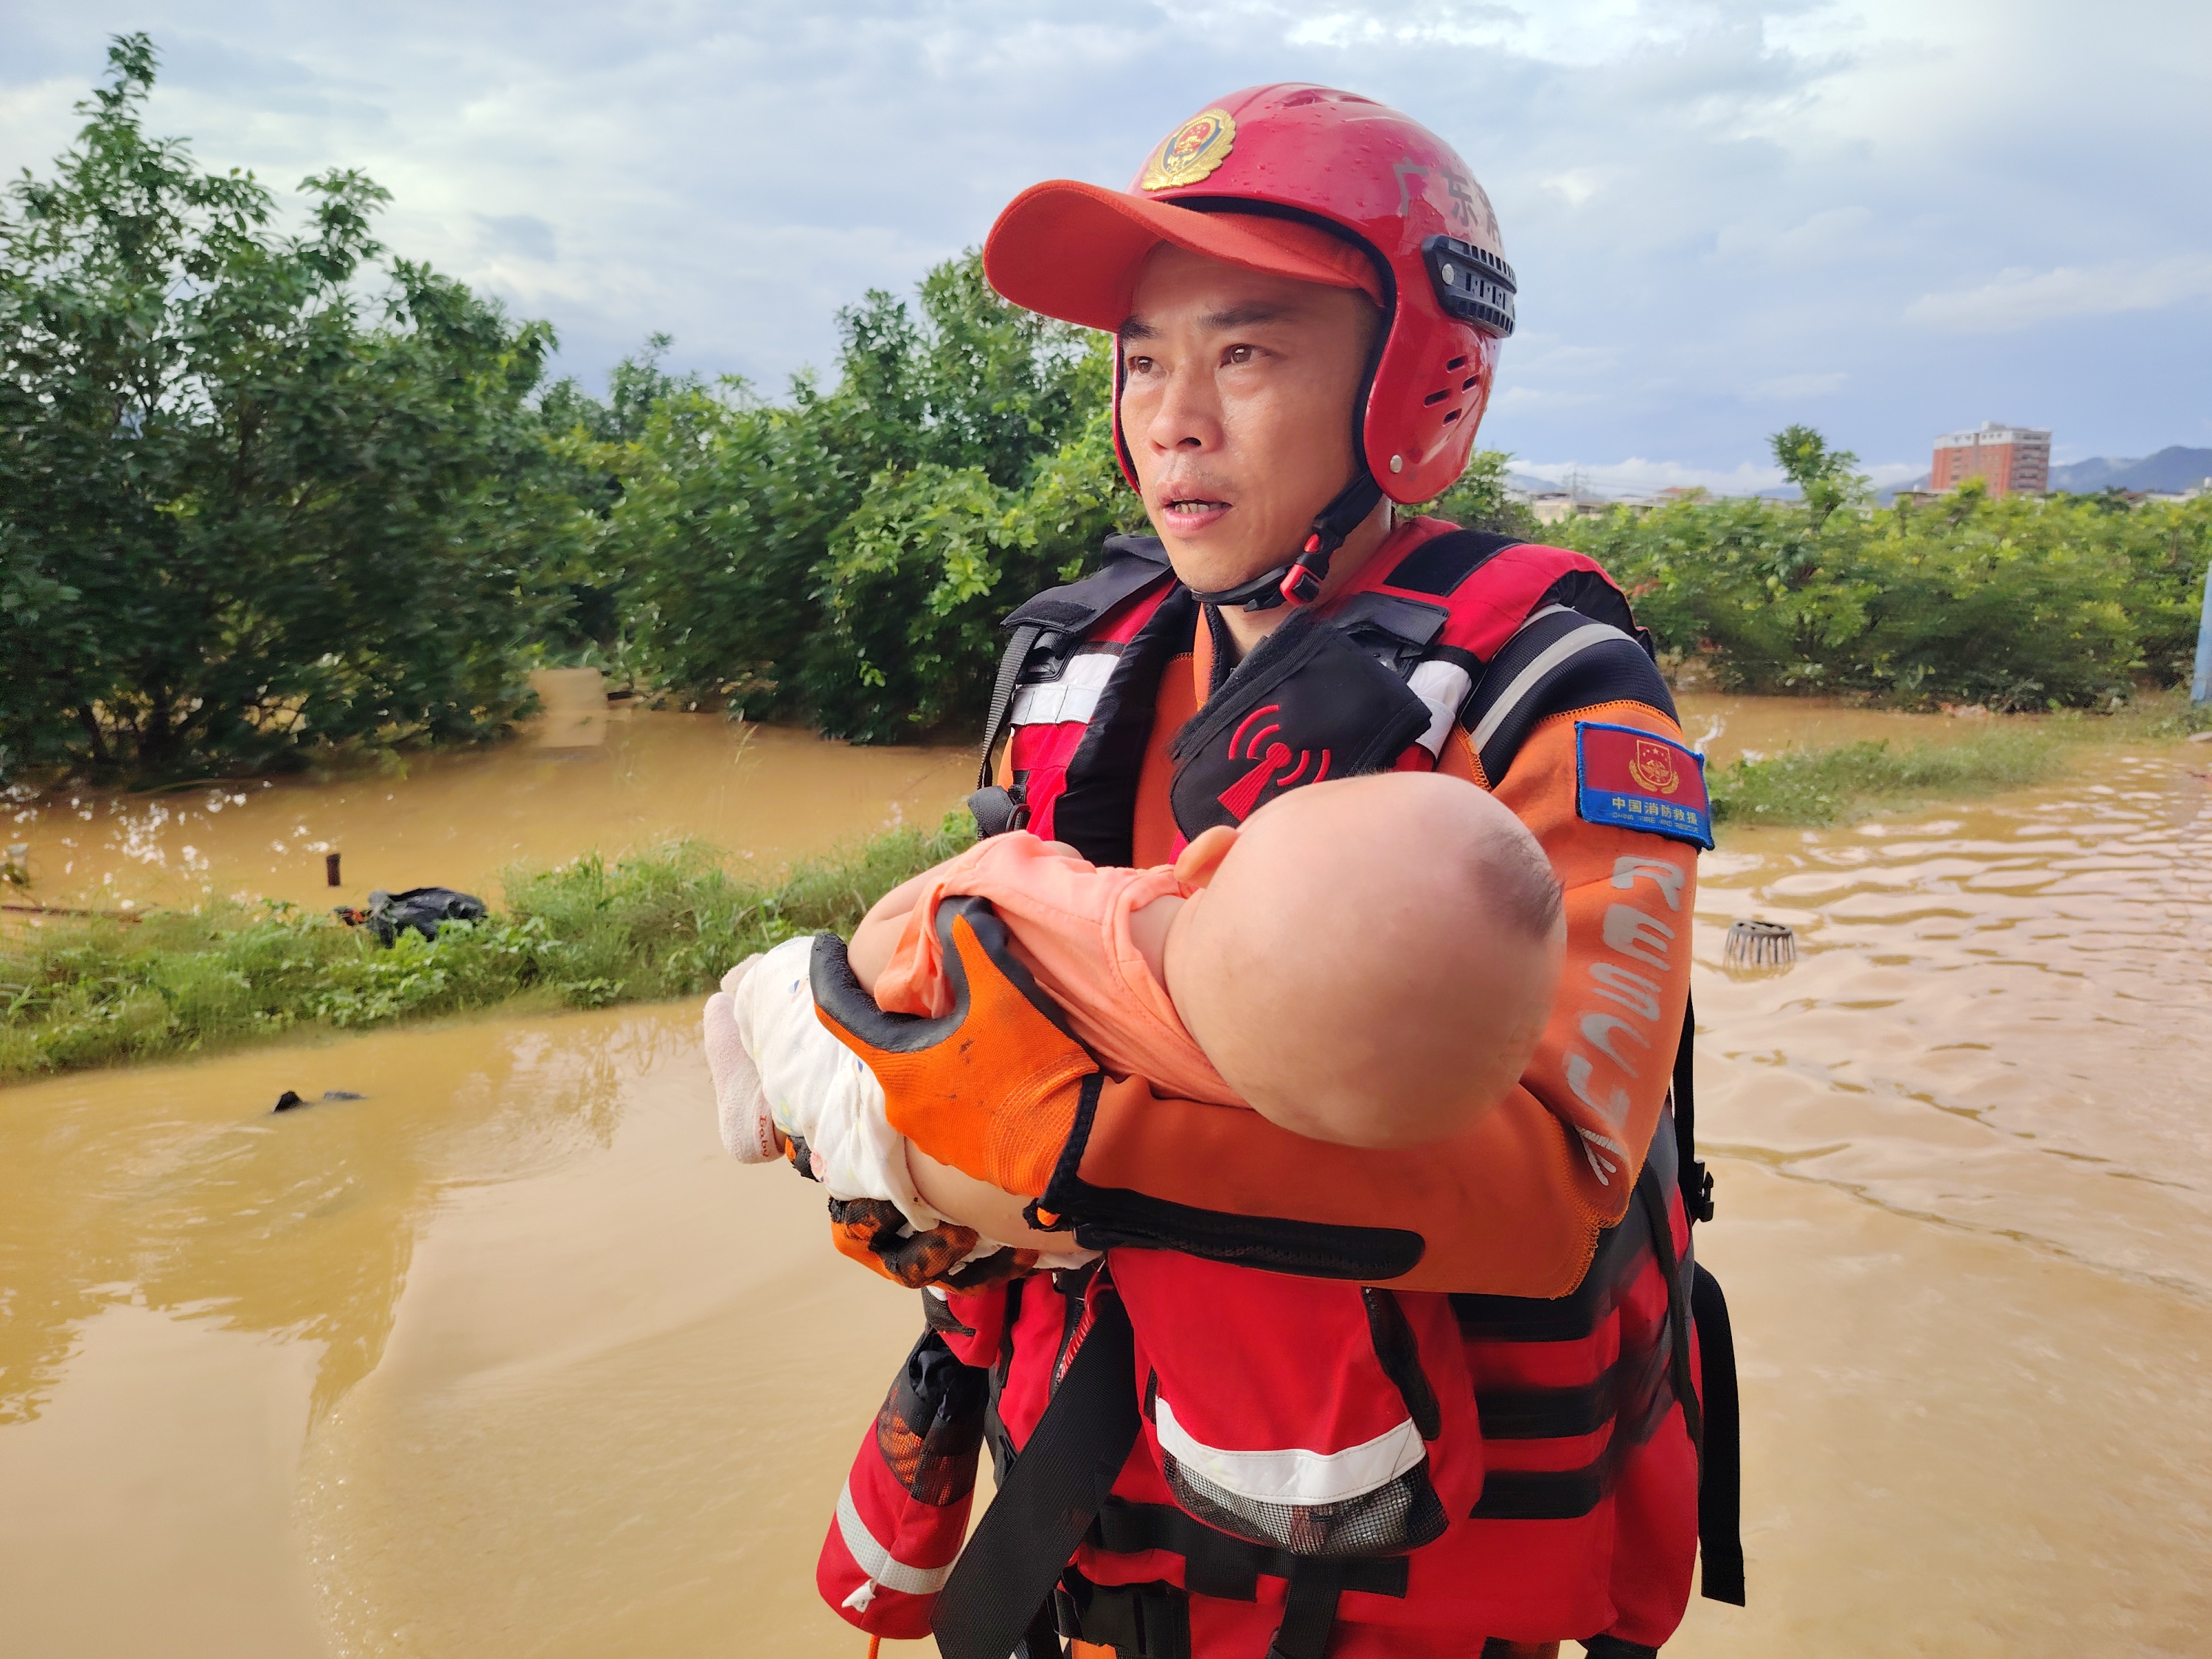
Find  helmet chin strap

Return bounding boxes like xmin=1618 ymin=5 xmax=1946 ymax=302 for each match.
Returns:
xmin=1183 ymin=472 xmax=1386 ymax=612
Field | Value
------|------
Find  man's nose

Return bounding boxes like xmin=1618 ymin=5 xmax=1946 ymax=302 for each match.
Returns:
xmin=1143 ymin=361 xmax=1222 ymax=453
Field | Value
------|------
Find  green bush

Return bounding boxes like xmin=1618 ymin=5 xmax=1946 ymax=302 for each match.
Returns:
xmin=0 ymin=815 xmax=973 ymax=1083
xmin=1560 ymin=485 xmax=2211 ymax=710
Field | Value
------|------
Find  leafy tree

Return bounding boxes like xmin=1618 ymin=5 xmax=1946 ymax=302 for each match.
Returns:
xmin=1413 ymin=448 xmax=1540 ymax=540
xmin=611 ymin=252 xmax=1119 ymax=733
xmin=531 ymin=335 xmax=709 ymax=661
xmin=607 ymin=382 xmax=858 ymax=712
xmin=0 ymin=35 xmax=568 ymax=780
xmin=539 ymin=332 xmax=703 ymax=447
xmin=1769 ymin=423 xmax=1865 ymax=529
xmin=805 ymin=400 xmax=1137 ymax=741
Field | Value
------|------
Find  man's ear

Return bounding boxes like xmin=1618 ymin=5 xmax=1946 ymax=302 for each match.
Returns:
xmin=1174 ymin=824 xmax=1239 ymax=888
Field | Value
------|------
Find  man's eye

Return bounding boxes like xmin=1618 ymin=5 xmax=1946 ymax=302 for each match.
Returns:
xmin=1225 ymin=344 xmax=1256 ymax=366
xmin=1126 ymin=355 xmax=1155 ymax=375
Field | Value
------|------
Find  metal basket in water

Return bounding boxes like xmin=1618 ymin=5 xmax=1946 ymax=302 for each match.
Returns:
xmin=1724 ymin=918 xmax=1797 ymax=968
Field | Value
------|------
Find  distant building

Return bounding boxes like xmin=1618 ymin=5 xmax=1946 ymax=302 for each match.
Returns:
xmin=1930 ymin=422 xmax=2051 ymax=498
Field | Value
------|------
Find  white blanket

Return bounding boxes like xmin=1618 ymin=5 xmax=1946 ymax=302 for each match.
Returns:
xmin=703 ymin=936 xmax=939 ymax=1231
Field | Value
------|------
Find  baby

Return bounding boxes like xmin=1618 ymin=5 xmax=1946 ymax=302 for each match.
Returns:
xmin=708 ymin=771 xmax=1568 ymax=1571
xmin=710 ymin=769 xmax=1564 ymax=1254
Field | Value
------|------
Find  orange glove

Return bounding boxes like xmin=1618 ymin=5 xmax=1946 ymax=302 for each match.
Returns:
xmin=810 ymin=898 xmax=1097 ymax=1199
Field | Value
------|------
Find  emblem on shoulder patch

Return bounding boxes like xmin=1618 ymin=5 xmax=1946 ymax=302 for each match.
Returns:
xmin=1575 ymin=721 xmax=1713 ymax=849
xmin=1141 ymin=109 xmax=1236 ymax=191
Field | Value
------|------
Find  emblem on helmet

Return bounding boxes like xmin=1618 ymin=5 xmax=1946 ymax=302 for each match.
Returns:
xmin=1141 ymin=109 xmax=1237 ymax=190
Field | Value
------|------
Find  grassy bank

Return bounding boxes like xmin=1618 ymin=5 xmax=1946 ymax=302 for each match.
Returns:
xmin=1708 ymin=728 xmax=2068 ymax=827
xmin=1704 ymin=692 xmax=2212 ymax=829
xmin=0 ymin=815 xmax=973 ymax=1085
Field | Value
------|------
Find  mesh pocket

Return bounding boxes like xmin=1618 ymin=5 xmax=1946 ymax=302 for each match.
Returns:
xmin=1161 ymin=1453 xmax=1448 ymax=1558
xmin=874 ymin=1332 xmax=987 ymax=1506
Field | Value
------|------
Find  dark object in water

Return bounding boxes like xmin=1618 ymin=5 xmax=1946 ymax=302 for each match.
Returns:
xmin=326 ymin=852 xmax=342 ymax=888
xmin=334 ymin=886 xmax=488 ymax=945
xmin=272 ymin=1088 xmax=366 ymax=1115
xmin=1724 ymin=918 xmax=1798 ymax=968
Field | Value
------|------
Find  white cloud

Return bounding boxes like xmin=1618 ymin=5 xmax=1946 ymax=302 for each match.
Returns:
xmin=1906 ymin=259 xmax=2212 ymax=333
xmin=1861 ymin=460 xmax=1924 ymax=487
xmin=1516 ymin=452 xmax=1924 ymax=496
xmin=1540 ymin=168 xmax=1605 ymax=208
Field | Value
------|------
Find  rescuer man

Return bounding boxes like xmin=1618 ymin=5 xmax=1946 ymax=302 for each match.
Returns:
xmin=723 ymin=83 xmax=1742 ymax=1659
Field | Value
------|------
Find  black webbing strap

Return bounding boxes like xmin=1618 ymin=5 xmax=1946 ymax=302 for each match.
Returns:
xmin=977 ymin=621 xmax=1045 ymax=790
xmin=1018 ymin=1596 xmax=1066 ymax=1659
xmin=1673 ymin=992 xmax=1713 ymax=1222
xmin=1690 ymin=1264 xmax=1746 ymax=1605
xmin=931 ymin=1287 xmax=1142 ymax=1659
xmin=1669 ymin=987 xmax=1747 ymax=1605
xmin=1265 ymin=1561 xmax=1354 ymax=1659
xmin=1635 ymin=1164 xmax=1703 ymax=1459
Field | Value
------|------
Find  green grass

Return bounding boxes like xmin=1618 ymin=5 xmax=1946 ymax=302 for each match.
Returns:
xmin=1708 ymin=727 xmax=2069 ymax=829
xmin=0 ymin=814 xmax=973 ymax=1084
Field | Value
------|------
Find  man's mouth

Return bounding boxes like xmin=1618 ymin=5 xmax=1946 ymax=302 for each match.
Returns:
xmin=1158 ymin=495 xmax=1231 ymax=530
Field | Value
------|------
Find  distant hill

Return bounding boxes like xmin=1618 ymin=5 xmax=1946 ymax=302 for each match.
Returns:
xmin=2050 ymin=447 xmax=2212 ymax=493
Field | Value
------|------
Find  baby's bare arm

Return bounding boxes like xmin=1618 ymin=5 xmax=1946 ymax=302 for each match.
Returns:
xmin=846 ymin=868 xmax=935 ymax=988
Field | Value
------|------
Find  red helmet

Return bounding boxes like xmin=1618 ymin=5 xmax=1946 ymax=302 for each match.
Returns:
xmin=985 ymin=84 xmax=1515 ymax=605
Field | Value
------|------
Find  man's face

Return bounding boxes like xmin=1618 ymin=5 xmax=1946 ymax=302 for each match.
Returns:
xmin=1120 ymin=245 xmax=1379 ymax=593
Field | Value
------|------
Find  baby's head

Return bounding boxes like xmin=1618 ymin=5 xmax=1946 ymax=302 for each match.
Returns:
xmin=1164 ymin=772 xmax=1565 ymax=1149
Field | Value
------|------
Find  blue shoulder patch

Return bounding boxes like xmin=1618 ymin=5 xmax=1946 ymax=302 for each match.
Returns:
xmin=1574 ymin=721 xmax=1714 ymax=849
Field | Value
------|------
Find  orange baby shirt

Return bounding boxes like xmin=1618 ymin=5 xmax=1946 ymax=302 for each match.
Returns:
xmin=872 ymin=833 xmax=1237 ymax=1107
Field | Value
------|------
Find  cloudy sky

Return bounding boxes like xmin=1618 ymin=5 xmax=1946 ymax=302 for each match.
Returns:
xmin=5 ymin=0 xmax=2208 ymax=492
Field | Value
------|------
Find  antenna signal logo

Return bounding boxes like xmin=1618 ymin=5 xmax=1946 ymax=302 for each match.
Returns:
xmin=1216 ymin=703 xmax=1332 ymax=821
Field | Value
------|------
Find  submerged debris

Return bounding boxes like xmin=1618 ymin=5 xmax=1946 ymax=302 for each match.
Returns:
xmin=1724 ymin=918 xmax=1798 ymax=969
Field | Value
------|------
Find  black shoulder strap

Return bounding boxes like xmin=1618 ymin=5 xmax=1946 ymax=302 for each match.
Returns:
xmin=1674 ymin=994 xmax=1712 ymax=1223
xmin=1460 ymin=605 xmax=1676 ymax=785
xmin=975 ymin=619 xmax=1043 ymax=792
xmin=1380 ymin=528 xmax=1523 ymax=596
xmin=1691 ymin=1262 xmax=1746 ymax=1604
xmin=931 ymin=1287 xmax=1141 ymax=1659
xmin=1669 ymin=990 xmax=1745 ymax=1605
xmin=974 ymin=536 xmax=1177 ymax=799
xmin=1000 ymin=534 xmax=1172 ymax=632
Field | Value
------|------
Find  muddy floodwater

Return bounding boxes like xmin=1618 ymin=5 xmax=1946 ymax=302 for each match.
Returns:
xmin=4 ymin=697 xmax=2210 ymax=1657
xmin=3 ymin=688 xmax=975 ymax=916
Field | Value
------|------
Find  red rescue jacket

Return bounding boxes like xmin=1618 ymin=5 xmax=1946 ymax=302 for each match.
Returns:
xmin=818 ymin=519 xmax=1743 ymax=1657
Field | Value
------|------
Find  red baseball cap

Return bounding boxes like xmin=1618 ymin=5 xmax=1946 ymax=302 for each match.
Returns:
xmin=984 ymin=180 xmax=1385 ymax=333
